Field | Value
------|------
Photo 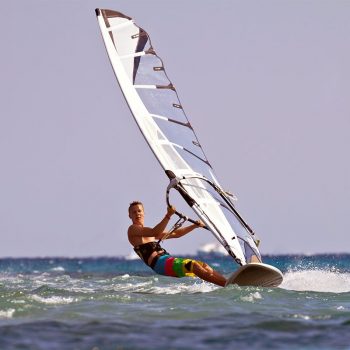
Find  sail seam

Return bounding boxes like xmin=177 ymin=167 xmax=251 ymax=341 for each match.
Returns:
xmin=119 ymin=52 xmax=145 ymax=59
xmin=107 ymin=20 xmax=134 ymax=32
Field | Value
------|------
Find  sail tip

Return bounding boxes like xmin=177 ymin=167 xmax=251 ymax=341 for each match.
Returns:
xmin=95 ymin=8 xmax=100 ymax=16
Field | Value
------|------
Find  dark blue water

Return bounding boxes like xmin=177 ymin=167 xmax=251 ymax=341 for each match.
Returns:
xmin=1 ymin=254 xmax=350 ymax=350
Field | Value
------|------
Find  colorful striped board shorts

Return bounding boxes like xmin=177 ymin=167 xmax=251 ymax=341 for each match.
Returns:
xmin=152 ymin=254 xmax=205 ymax=278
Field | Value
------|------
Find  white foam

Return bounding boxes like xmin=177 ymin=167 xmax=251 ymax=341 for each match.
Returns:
xmin=292 ymin=313 xmax=311 ymax=320
xmin=281 ymin=269 xmax=350 ymax=293
xmin=142 ymin=281 xmax=216 ymax=294
xmin=240 ymin=291 xmax=263 ymax=302
xmin=113 ymin=278 xmax=217 ymax=294
xmin=161 ymin=280 xmax=216 ymax=294
xmin=0 ymin=309 xmax=15 ymax=318
xmin=11 ymin=300 xmax=26 ymax=304
xmin=31 ymin=295 xmax=76 ymax=304
xmin=50 ymin=266 xmax=65 ymax=272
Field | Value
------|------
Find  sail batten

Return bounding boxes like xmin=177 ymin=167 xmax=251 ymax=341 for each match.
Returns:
xmin=149 ymin=114 xmax=191 ymax=129
xmin=134 ymin=84 xmax=157 ymax=89
xmin=96 ymin=8 xmax=262 ymax=266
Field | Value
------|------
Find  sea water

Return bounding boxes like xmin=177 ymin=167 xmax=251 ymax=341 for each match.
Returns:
xmin=0 ymin=254 xmax=350 ymax=350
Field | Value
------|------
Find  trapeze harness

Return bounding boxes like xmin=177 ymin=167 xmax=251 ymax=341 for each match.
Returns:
xmin=133 ymin=241 xmax=203 ymax=278
xmin=133 ymin=241 xmax=168 ymax=269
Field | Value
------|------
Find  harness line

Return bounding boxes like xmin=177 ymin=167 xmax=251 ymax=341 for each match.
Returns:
xmin=158 ymin=216 xmax=188 ymax=243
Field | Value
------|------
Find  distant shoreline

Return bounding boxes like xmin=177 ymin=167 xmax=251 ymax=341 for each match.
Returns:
xmin=0 ymin=252 xmax=349 ymax=259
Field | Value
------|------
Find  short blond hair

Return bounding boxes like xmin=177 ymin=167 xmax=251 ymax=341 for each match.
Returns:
xmin=128 ymin=201 xmax=143 ymax=213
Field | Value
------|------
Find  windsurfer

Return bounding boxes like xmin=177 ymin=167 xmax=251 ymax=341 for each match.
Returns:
xmin=127 ymin=201 xmax=227 ymax=287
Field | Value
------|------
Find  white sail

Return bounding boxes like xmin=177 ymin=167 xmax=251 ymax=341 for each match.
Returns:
xmin=95 ymin=9 xmax=261 ymax=266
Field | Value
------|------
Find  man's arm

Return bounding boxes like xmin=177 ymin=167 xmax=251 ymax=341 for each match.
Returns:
xmin=150 ymin=207 xmax=175 ymax=239
xmin=128 ymin=207 xmax=176 ymax=240
xmin=166 ymin=221 xmax=204 ymax=239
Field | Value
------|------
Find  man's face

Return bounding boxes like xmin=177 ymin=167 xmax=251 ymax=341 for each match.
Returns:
xmin=129 ymin=204 xmax=144 ymax=224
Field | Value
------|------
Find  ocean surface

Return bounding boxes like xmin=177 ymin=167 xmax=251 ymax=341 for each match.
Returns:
xmin=1 ymin=254 xmax=350 ymax=350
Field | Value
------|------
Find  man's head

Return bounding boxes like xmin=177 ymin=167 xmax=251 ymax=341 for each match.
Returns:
xmin=128 ymin=201 xmax=144 ymax=224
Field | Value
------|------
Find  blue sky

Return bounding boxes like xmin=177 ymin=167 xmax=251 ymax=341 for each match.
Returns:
xmin=1 ymin=1 xmax=349 ymax=257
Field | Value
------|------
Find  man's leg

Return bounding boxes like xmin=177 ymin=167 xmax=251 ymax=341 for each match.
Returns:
xmin=192 ymin=262 xmax=226 ymax=287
